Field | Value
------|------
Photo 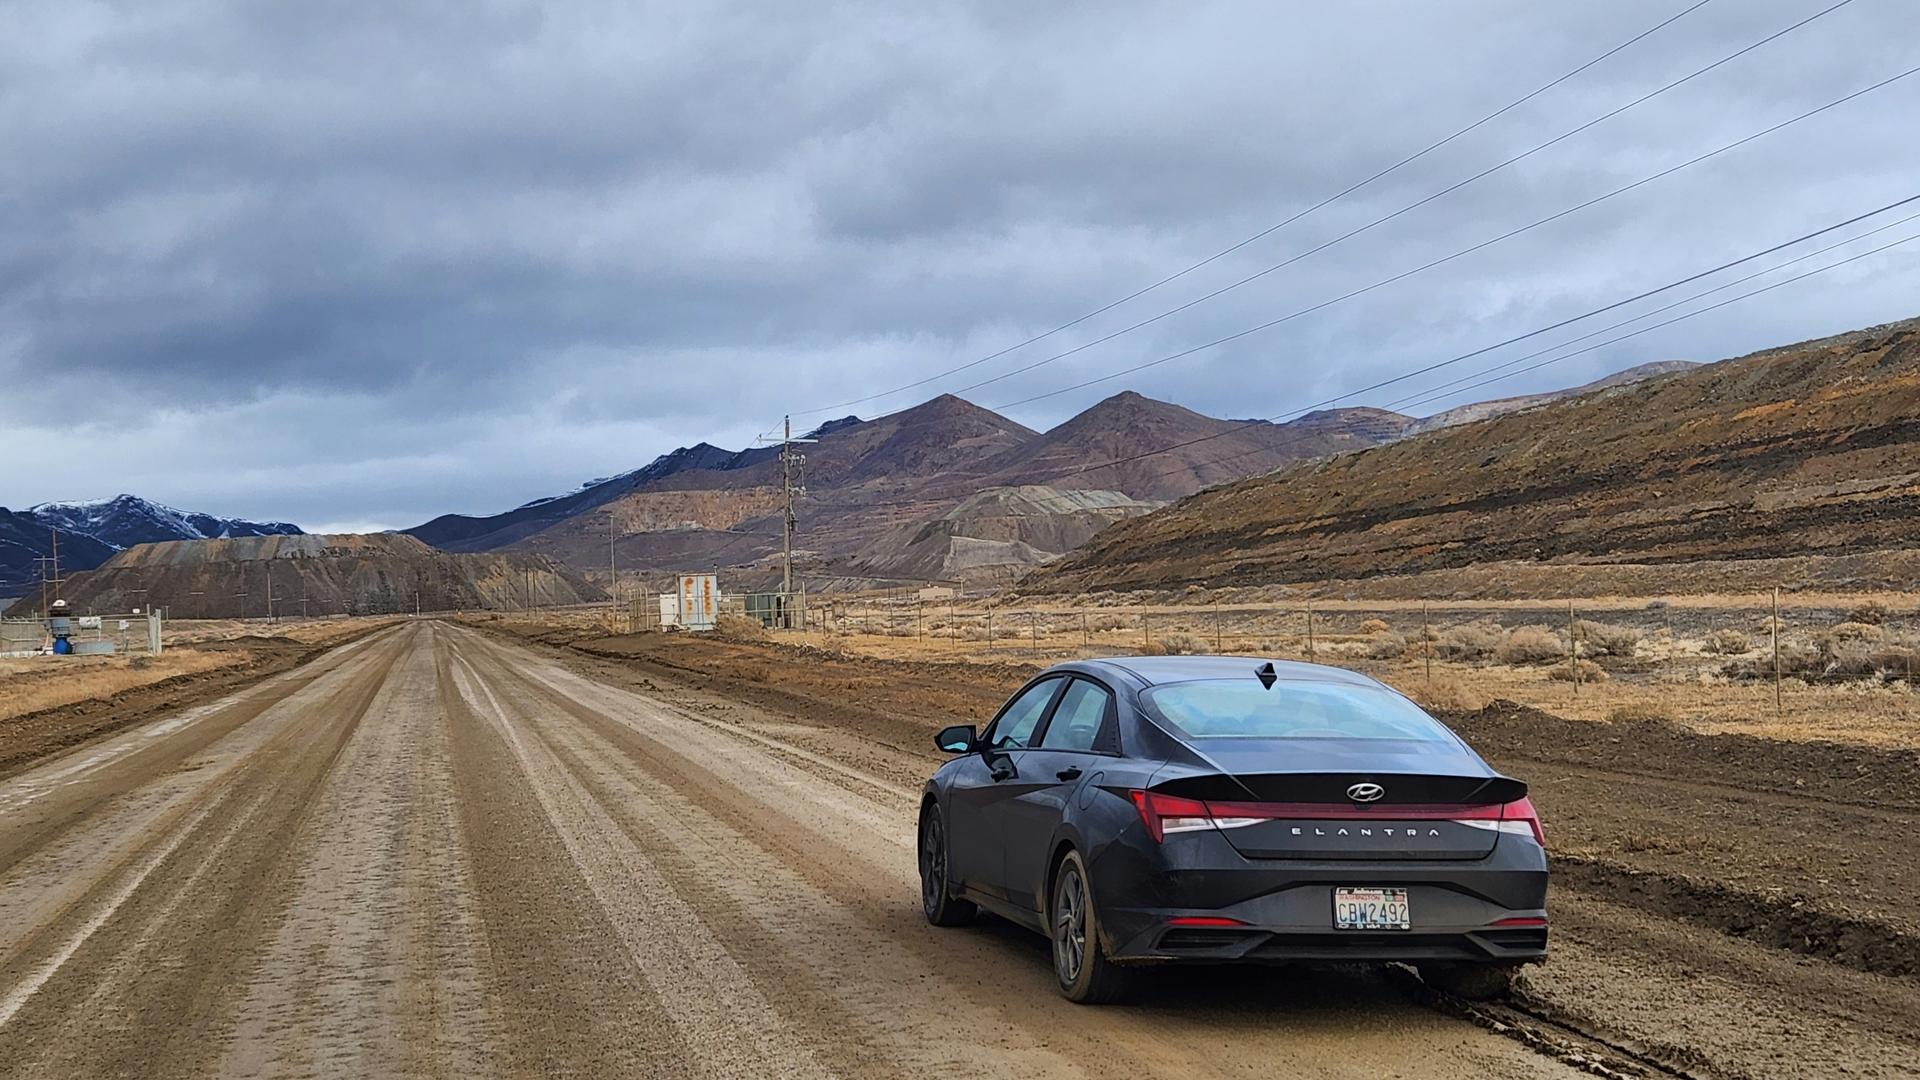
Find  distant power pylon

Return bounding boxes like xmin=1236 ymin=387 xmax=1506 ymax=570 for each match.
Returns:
xmin=758 ymin=416 xmax=814 ymax=609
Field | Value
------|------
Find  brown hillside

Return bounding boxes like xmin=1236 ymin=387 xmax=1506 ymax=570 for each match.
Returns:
xmin=1022 ymin=317 xmax=1920 ymax=594
xmin=19 ymin=533 xmax=604 ymax=618
xmin=982 ymin=391 xmax=1400 ymax=500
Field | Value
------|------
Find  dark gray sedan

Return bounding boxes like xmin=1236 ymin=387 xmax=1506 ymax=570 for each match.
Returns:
xmin=917 ymin=656 xmax=1548 ymax=1003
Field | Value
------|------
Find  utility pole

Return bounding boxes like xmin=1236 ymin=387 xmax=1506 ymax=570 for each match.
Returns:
xmin=610 ymin=516 xmax=621 ymax=630
xmin=758 ymin=417 xmax=813 ymax=628
xmin=265 ymin=563 xmax=275 ymax=622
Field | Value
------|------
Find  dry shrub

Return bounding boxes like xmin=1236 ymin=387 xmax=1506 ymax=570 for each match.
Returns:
xmin=1147 ymin=632 xmax=1210 ymax=656
xmin=715 ymin=613 xmax=767 ymax=639
xmin=1358 ymin=618 xmax=1390 ymax=635
xmin=1573 ymin=620 xmax=1640 ymax=658
xmin=1702 ymin=628 xmax=1751 ymax=655
xmin=1088 ymin=613 xmax=1130 ymax=633
xmin=1607 ymin=702 xmax=1677 ymax=725
xmin=1828 ymin=621 xmax=1883 ymax=643
xmin=1848 ymin=600 xmax=1890 ymax=625
xmin=1406 ymin=674 xmax=1486 ymax=713
xmin=1435 ymin=622 xmax=1502 ymax=661
xmin=1495 ymin=625 xmax=1563 ymax=665
xmin=1367 ymin=632 xmax=1411 ymax=660
xmin=1871 ymin=643 xmax=1919 ymax=676
xmin=1548 ymin=658 xmax=1608 ymax=683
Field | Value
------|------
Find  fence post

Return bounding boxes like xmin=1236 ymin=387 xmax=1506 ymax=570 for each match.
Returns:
xmin=1143 ymin=609 xmax=1151 ymax=650
xmin=986 ymin=609 xmax=993 ymax=645
xmin=1305 ymin=602 xmax=1315 ymax=662
xmin=1213 ymin=600 xmax=1222 ymax=652
xmin=1081 ymin=611 xmax=1088 ymax=645
xmin=1567 ymin=599 xmax=1579 ymax=696
xmin=1030 ymin=611 xmax=1038 ymax=651
xmin=1422 ymin=601 xmax=1432 ymax=688
xmin=1772 ymin=587 xmax=1782 ymax=713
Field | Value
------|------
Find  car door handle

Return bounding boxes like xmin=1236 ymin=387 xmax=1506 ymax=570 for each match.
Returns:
xmin=1056 ymin=766 xmax=1082 ymax=781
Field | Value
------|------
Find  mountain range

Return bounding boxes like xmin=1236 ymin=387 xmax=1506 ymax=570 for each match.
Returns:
xmin=407 ymin=362 xmax=1697 ymax=590
xmin=0 ymin=360 xmax=1704 ymax=601
xmin=0 ymin=496 xmax=302 ymax=598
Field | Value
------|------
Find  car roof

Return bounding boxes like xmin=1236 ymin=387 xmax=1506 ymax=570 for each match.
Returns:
xmin=1058 ymin=655 xmax=1386 ymax=690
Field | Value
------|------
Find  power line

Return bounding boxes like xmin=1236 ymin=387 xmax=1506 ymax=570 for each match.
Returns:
xmin=794 ymin=190 xmax=1919 ymax=510
xmin=802 ymin=0 xmax=1853 ymax=420
xmin=1072 ymin=223 xmax=1920 ymax=491
xmin=956 ymin=0 xmax=1862 ymax=408
xmin=1392 ymin=228 xmax=1920 ymax=418
xmin=1389 ymin=207 xmax=1920 ymax=415
xmin=709 ymin=212 xmax=1917 ymax=576
xmin=985 ymin=60 xmax=1920 ymax=413
xmin=794 ymin=0 xmax=1721 ymax=419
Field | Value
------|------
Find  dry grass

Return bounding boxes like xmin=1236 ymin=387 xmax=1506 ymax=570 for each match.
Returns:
xmin=505 ymin=593 xmax=1920 ymax=750
xmin=1404 ymin=674 xmax=1486 ymax=713
xmin=0 ymin=650 xmax=239 ymax=723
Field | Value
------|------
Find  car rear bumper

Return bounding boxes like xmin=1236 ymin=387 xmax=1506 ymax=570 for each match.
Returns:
xmin=1110 ymin=920 xmax=1547 ymax=964
xmin=1091 ymin=831 xmax=1549 ymax=964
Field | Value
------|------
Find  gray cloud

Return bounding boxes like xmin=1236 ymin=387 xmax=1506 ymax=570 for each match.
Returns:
xmin=3 ymin=0 xmax=1917 ymax=529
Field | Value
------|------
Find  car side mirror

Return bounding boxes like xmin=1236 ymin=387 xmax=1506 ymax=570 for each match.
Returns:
xmin=934 ymin=724 xmax=978 ymax=754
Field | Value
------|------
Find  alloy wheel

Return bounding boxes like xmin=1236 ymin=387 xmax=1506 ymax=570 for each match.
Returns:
xmin=920 ymin=813 xmax=945 ymax=914
xmin=1053 ymin=865 xmax=1087 ymax=985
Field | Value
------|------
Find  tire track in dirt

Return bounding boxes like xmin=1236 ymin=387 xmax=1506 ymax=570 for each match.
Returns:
xmin=0 ymin=623 xmax=407 ymax=1077
xmin=216 ymin=623 xmax=497 ymax=1078
xmin=435 ymin=636 xmax=693 ymax=1079
xmin=444 ymin=631 xmax=838 ymax=1079
xmin=0 ymin=626 xmax=404 ymax=881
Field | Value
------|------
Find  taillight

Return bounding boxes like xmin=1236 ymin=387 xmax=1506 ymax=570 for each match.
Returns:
xmin=1452 ymin=797 xmax=1547 ymax=848
xmin=1128 ymin=789 xmax=1546 ymax=848
xmin=1129 ymin=790 xmax=1210 ymax=842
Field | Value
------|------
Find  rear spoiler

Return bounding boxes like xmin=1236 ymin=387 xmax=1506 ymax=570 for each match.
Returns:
xmin=1151 ymin=771 xmax=1528 ymax=806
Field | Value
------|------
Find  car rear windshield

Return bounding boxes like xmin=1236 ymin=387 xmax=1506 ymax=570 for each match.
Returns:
xmin=1142 ymin=680 xmax=1453 ymax=741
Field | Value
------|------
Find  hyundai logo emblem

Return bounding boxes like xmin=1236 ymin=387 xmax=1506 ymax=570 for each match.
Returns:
xmin=1346 ymin=782 xmax=1386 ymax=803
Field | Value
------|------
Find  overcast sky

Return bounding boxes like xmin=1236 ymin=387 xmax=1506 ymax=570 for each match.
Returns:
xmin=3 ymin=0 xmax=1916 ymax=532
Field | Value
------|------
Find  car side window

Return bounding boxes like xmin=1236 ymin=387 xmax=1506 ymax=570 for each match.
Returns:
xmin=986 ymin=678 xmax=1060 ymax=750
xmin=1038 ymin=679 xmax=1112 ymax=752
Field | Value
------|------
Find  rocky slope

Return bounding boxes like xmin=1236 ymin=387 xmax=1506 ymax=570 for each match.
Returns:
xmin=841 ymin=485 xmax=1160 ymax=585
xmin=1022 ymin=317 xmax=1920 ymax=595
xmin=9 ymin=533 xmax=603 ymax=618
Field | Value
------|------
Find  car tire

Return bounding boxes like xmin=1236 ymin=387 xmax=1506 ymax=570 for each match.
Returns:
xmin=1049 ymin=849 xmax=1130 ymax=1004
xmin=919 ymin=804 xmax=976 ymax=927
xmin=1419 ymin=962 xmax=1519 ymax=1000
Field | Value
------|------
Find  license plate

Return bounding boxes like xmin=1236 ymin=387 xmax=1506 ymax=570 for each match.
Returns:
xmin=1334 ymin=887 xmax=1410 ymax=930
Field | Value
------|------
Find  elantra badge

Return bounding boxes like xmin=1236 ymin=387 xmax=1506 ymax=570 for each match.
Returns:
xmin=1346 ymin=782 xmax=1386 ymax=803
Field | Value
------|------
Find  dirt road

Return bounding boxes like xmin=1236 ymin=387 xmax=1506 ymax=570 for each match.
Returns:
xmin=0 ymin=621 xmax=1607 ymax=1079
xmin=6 ymin=621 xmax=1916 ymax=1078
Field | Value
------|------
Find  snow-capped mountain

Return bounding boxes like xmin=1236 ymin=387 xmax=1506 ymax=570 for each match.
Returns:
xmin=0 ymin=495 xmax=304 ymax=596
xmin=27 ymin=495 xmax=304 ymax=551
